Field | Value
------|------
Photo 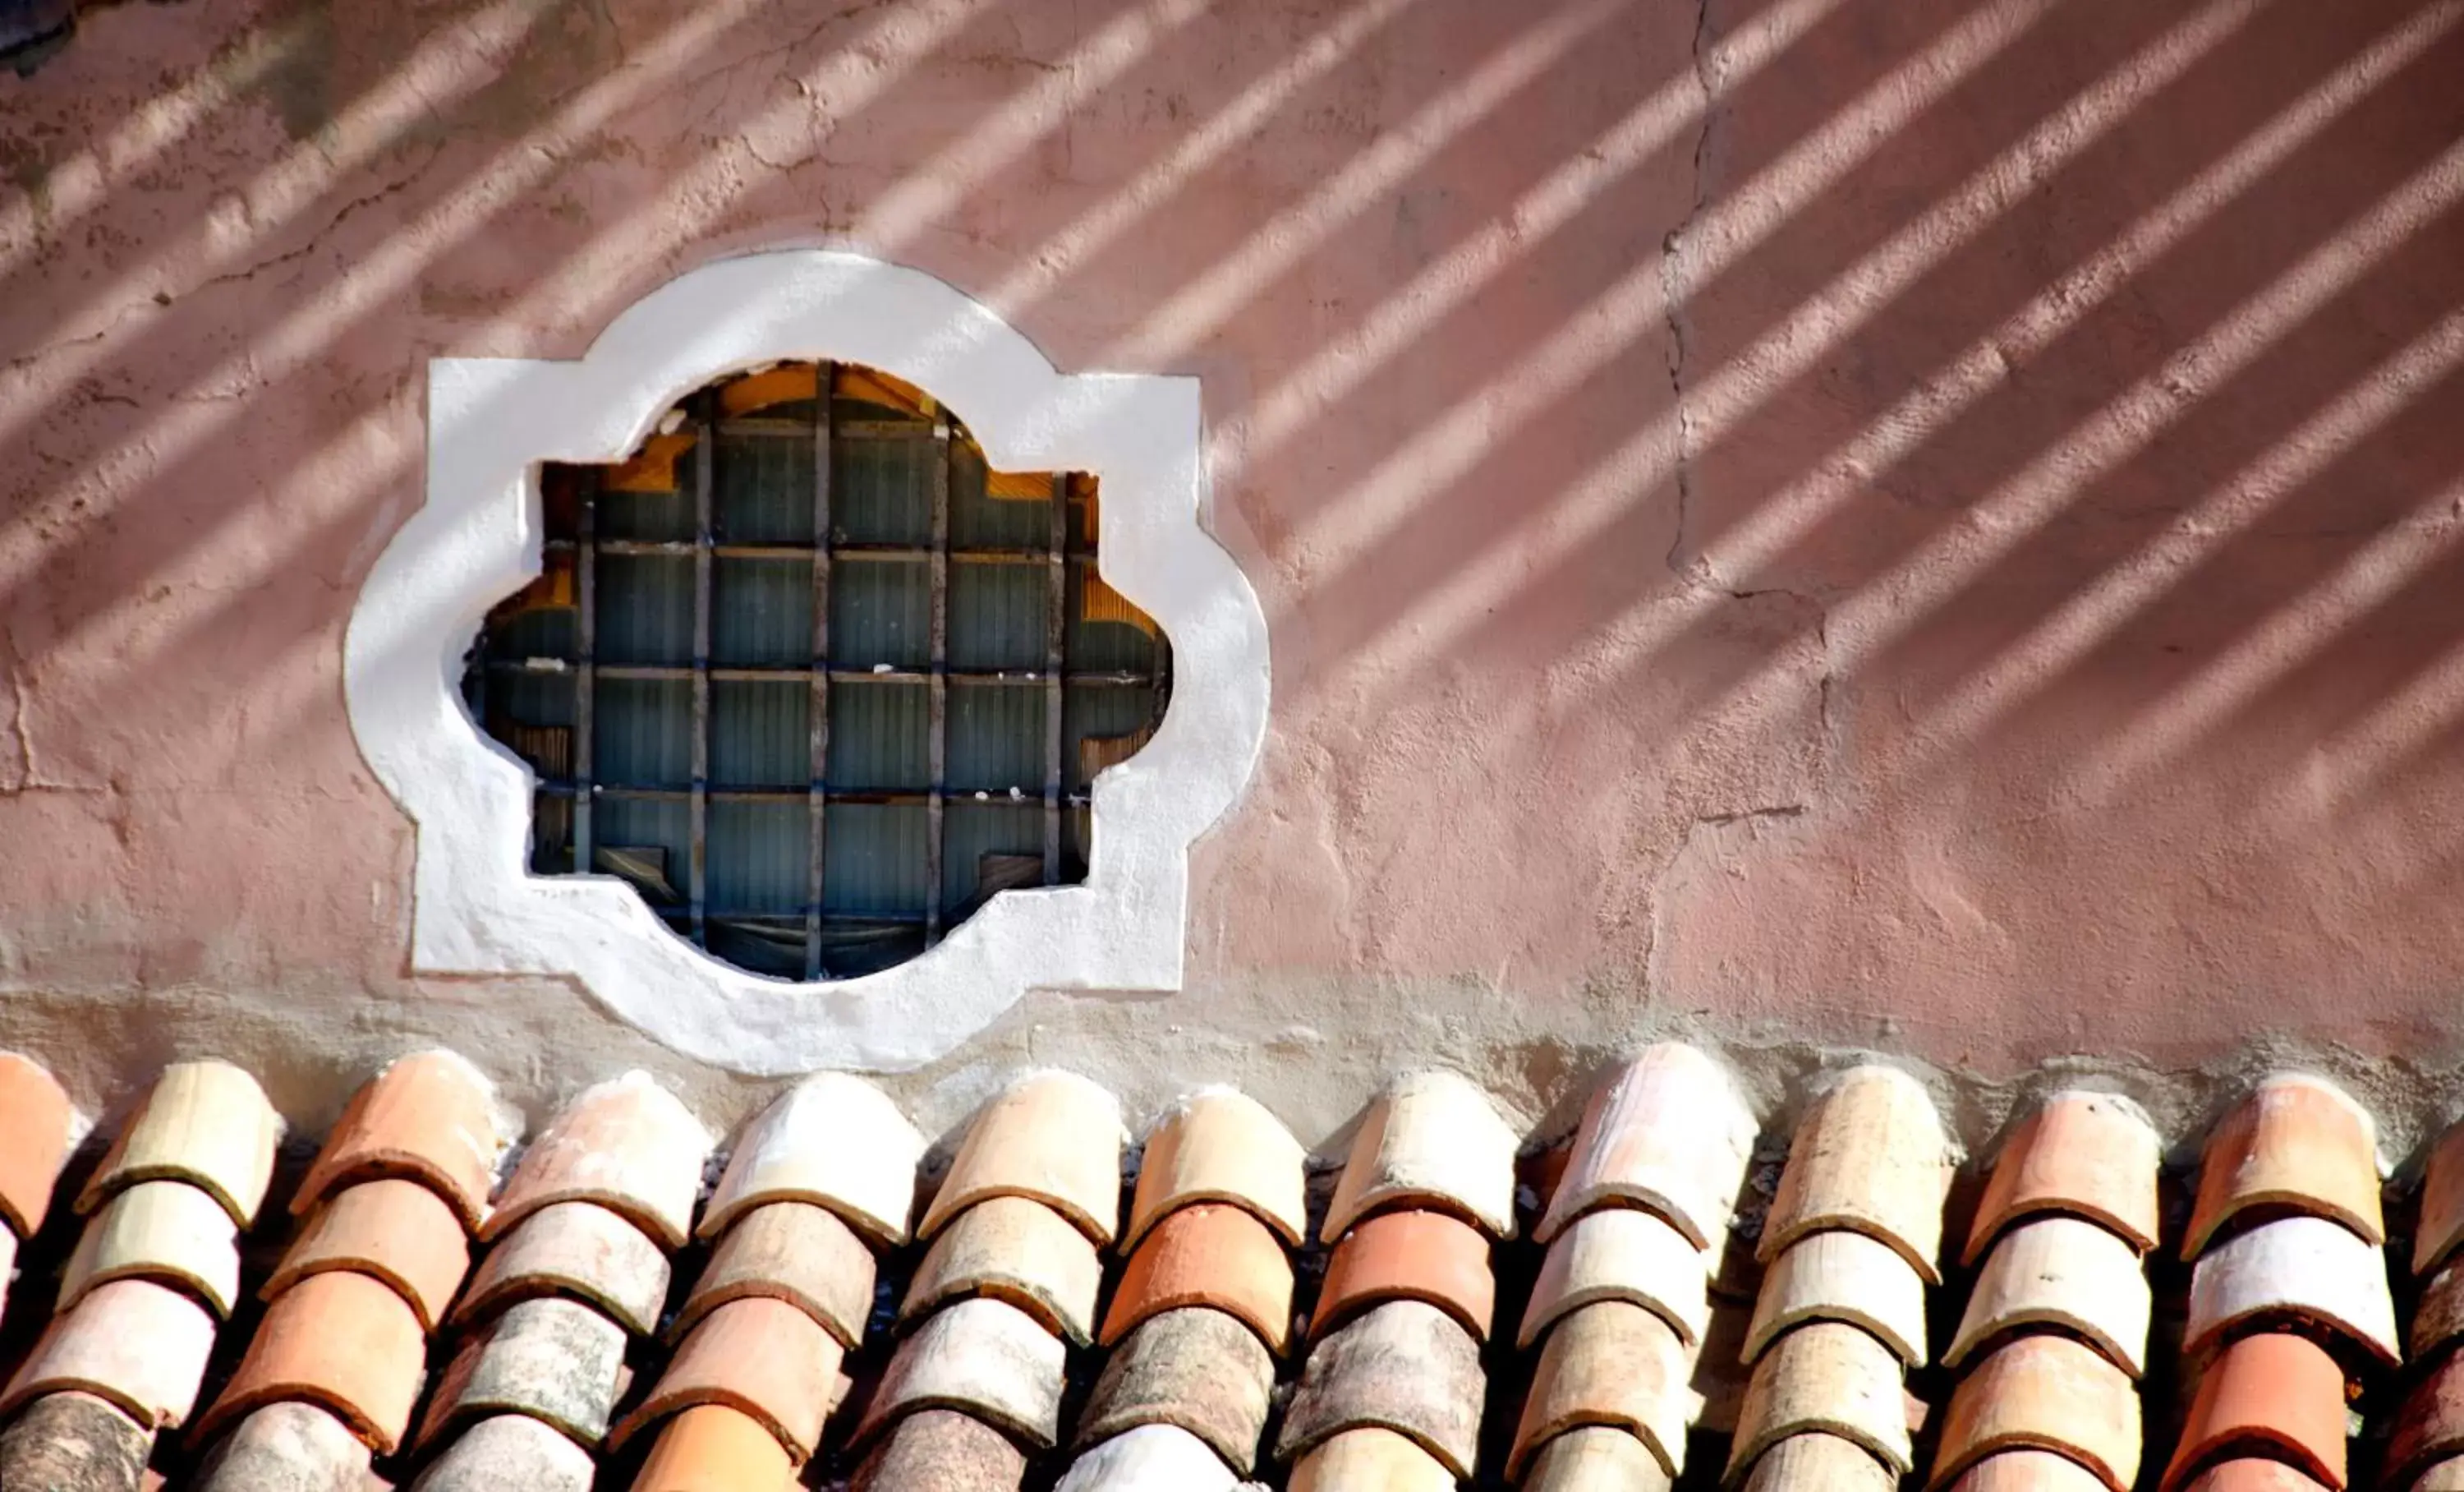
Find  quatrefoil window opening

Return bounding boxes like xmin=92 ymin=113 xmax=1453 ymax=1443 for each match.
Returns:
xmin=462 ymin=361 xmax=1173 ymax=979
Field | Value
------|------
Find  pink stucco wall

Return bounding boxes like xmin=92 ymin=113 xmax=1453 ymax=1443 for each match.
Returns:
xmin=2 ymin=0 xmax=2462 ymax=1131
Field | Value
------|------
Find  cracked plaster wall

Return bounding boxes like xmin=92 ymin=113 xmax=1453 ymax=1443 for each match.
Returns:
xmin=3 ymin=0 xmax=2464 ymax=1156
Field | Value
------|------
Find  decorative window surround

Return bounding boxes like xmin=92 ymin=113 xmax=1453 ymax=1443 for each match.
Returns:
xmin=345 ymin=251 xmax=1271 ymax=1074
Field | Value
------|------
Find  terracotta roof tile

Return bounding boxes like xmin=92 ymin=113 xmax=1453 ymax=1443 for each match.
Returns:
xmin=1523 ymin=1424 xmax=1676 ymax=1491
xmin=1125 ymin=1089 xmax=1306 ymax=1250
xmin=673 ymin=1199 xmax=875 ymax=1350
xmin=1100 ymin=1200 xmax=1294 ymax=1355
xmin=902 ymin=1195 xmax=1103 ymax=1345
xmin=1507 ymin=1299 xmax=1694 ymax=1480
xmin=0 ymin=1391 xmax=153 ymax=1492
xmin=1310 ymin=1207 xmax=1494 ymax=1345
xmin=407 ymin=1411 xmax=596 ymax=1492
xmin=2177 ymin=1462 xmax=2338 ymax=1491
xmin=857 ymin=1296 xmax=1069 ymax=1452
xmin=2416 ymin=1256 xmax=2464 ymax=1360
xmin=1928 ymin=1333 xmax=2141 ymax=1492
xmin=2416 ymin=1121 xmax=2464 ymax=1279
xmin=59 ymin=1179 xmax=241 ymax=1319
xmin=1077 ymin=1306 xmax=1275 ymax=1474
xmin=2160 ymin=1331 xmax=2349 ymax=1492
xmin=1737 ymin=1430 xmax=1900 ymax=1491
xmin=2385 ymin=1352 xmax=2464 ymax=1490
xmin=1948 ymin=1448 xmax=2121 ymax=1490
xmin=1758 ymin=1066 xmax=1953 ymax=1286
xmin=1964 ymin=1090 xmax=2162 ymax=1265
xmin=1519 ymin=1204 xmax=1711 ymax=1350
xmin=482 ymin=1072 xmax=711 ymax=1251
xmin=0 ymin=1278 xmax=218 ymax=1430
xmin=1276 ymin=1299 xmax=1486 ymax=1480
xmin=76 ymin=1062 xmax=283 ymax=1231
xmin=1726 ymin=1319 xmax=1916 ymax=1482
xmin=2182 ymin=1215 xmax=2399 ymax=1367
xmin=416 ymin=1295 xmax=627 ymax=1453
xmin=452 ymin=1200 xmax=671 ymax=1338
xmin=0 ymin=1052 xmax=80 ymax=1241
xmin=1053 ymin=1423 xmax=1241 ymax=1492
xmin=194 ymin=1268 xmax=428 ymax=1454
xmin=292 ymin=1051 xmax=506 ymax=1234
xmin=700 ymin=1073 xmax=924 ymax=1249
xmin=850 ymin=1407 xmax=1029 ymax=1492
xmin=628 ymin=1403 xmax=798 ymax=1492
xmin=2184 ymin=1075 xmax=2384 ymax=1262
xmin=1537 ymin=1043 xmax=1758 ymax=1250
xmin=917 ymin=1071 xmax=1124 ymax=1247
xmin=1948 ymin=1215 xmax=2152 ymax=1378
xmin=1320 ymin=1071 xmax=1519 ymax=1243
xmin=265 ymin=1177 xmax=471 ymax=1332
xmin=191 ymin=1402 xmax=370 ymax=1492
xmin=609 ymin=1296 xmax=844 ymax=1463
xmin=1283 ymin=1425 xmax=1456 ymax=1492
xmin=1744 ymin=1229 xmax=1928 ymax=1367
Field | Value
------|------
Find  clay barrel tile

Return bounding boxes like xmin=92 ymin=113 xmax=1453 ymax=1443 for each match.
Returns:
xmin=76 ymin=1061 xmax=284 ymax=1228
xmin=2183 ymin=1075 xmax=2383 ymax=1262
xmin=192 ymin=1402 xmax=372 ymax=1492
xmin=1743 ymin=1229 xmax=1928 ymax=1367
xmin=453 ymin=1199 xmax=673 ymax=1337
xmin=609 ymin=1296 xmax=844 ymax=1462
xmin=701 ymin=1073 xmax=926 ymax=1248
xmin=2424 ymin=1456 xmax=2464 ymax=1492
xmin=674 ymin=1199 xmax=876 ymax=1349
xmin=1538 ymin=1044 xmax=1759 ymax=1250
xmin=1312 ymin=1207 xmax=1496 ymax=1344
xmin=1738 ymin=1431 xmax=1901 ymax=1491
xmin=917 ymin=1071 xmax=1125 ymax=1247
xmin=415 ymin=1296 xmax=627 ymax=1453
xmin=2159 ymin=1331 xmax=2350 ymax=1492
xmin=2179 ymin=1462 xmax=2341 ymax=1492
xmin=1965 ymin=1091 xmax=2162 ymax=1265
xmin=1125 ymin=1088 xmax=1308 ymax=1250
xmin=59 ymin=1178 xmax=241 ymax=1319
xmin=1100 ymin=1200 xmax=1295 ymax=1354
xmin=0 ymin=1278 xmax=218 ymax=1430
xmin=2416 ymin=1257 xmax=2464 ymax=1361
xmin=1507 ymin=1298 xmax=1696 ymax=1481
xmin=195 ymin=1268 xmax=428 ymax=1453
xmin=1321 ymin=1071 xmax=1519 ymax=1243
xmin=0 ymin=1052 xmax=80 ymax=1240
xmin=1077 ymin=1306 xmax=1275 ymax=1473
xmin=2383 ymin=1350 xmax=2464 ymax=1490
xmin=856 ymin=1296 xmax=1069 ymax=1452
xmin=1275 ymin=1298 xmax=1487 ymax=1480
xmin=0 ymin=1391 xmax=154 ymax=1492
xmin=1950 ymin=1448 xmax=2121 ymax=1490
xmin=294 ymin=1052 xmax=506 ymax=1232
xmin=629 ymin=1403 xmax=798 ymax=1492
xmin=1948 ymin=1216 xmax=2152 ymax=1378
xmin=265 ymin=1177 xmax=471 ymax=1332
xmin=2182 ymin=1215 xmax=2398 ymax=1367
xmin=1524 ymin=1424 xmax=1677 ymax=1491
xmin=407 ymin=1411 xmax=596 ymax=1492
xmin=1758 ymin=1066 xmax=1953 ymax=1286
xmin=1285 ymin=1426 xmax=1458 ymax=1492
xmin=1054 ymin=1424 xmax=1240 ymax=1492
xmin=482 ymin=1071 xmax=712 ymax=1251
xmin=2417 ymin=1121 xmax=2464 ymax=1278
xmin=900 ymin=1194 xmax=1103 ymax=1345
xmin=1928 ymin=1333 xmax=2141 ymax=1492
xmin=852 ymin=1407 xmax=1030 ymax=1492
xmin=1724 ymin=1319 xmax=1916 ymax=1484
xmin=1520 ymin=1205 xmax=1712 ymax=1350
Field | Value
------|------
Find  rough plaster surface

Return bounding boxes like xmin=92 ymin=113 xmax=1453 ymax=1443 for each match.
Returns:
xmin=3 ymin=0 xmax=2464 ymax=1155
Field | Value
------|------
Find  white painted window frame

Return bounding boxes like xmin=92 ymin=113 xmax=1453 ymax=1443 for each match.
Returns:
xmin=344 ymin=250 xmax=1270 ymax=1074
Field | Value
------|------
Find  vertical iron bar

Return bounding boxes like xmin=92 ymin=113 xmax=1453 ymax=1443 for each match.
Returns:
xmin=924 ymin=415 xmax=951 ymax=946
xmin=574 ymin=473 xmax=599 ymax=875
xmin=690 ymin=395 xmax=713 ymax=947
xmin=1041 ymin=473 xmax=1065 ymax=883
xmin=807 ymin=364 xmax=834 ymax=979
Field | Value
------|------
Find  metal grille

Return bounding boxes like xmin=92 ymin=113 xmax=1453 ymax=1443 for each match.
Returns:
xmin=464 ymin=363 xmax=1172 ymax=980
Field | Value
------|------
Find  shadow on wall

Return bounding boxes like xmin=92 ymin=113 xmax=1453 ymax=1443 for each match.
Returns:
xmin=0 ymin=0 xmax=2461 ymax=1058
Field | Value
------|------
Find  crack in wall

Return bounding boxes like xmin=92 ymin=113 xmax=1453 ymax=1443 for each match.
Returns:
xmin=1659 ymin=0 xmax=1717 ymax=589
